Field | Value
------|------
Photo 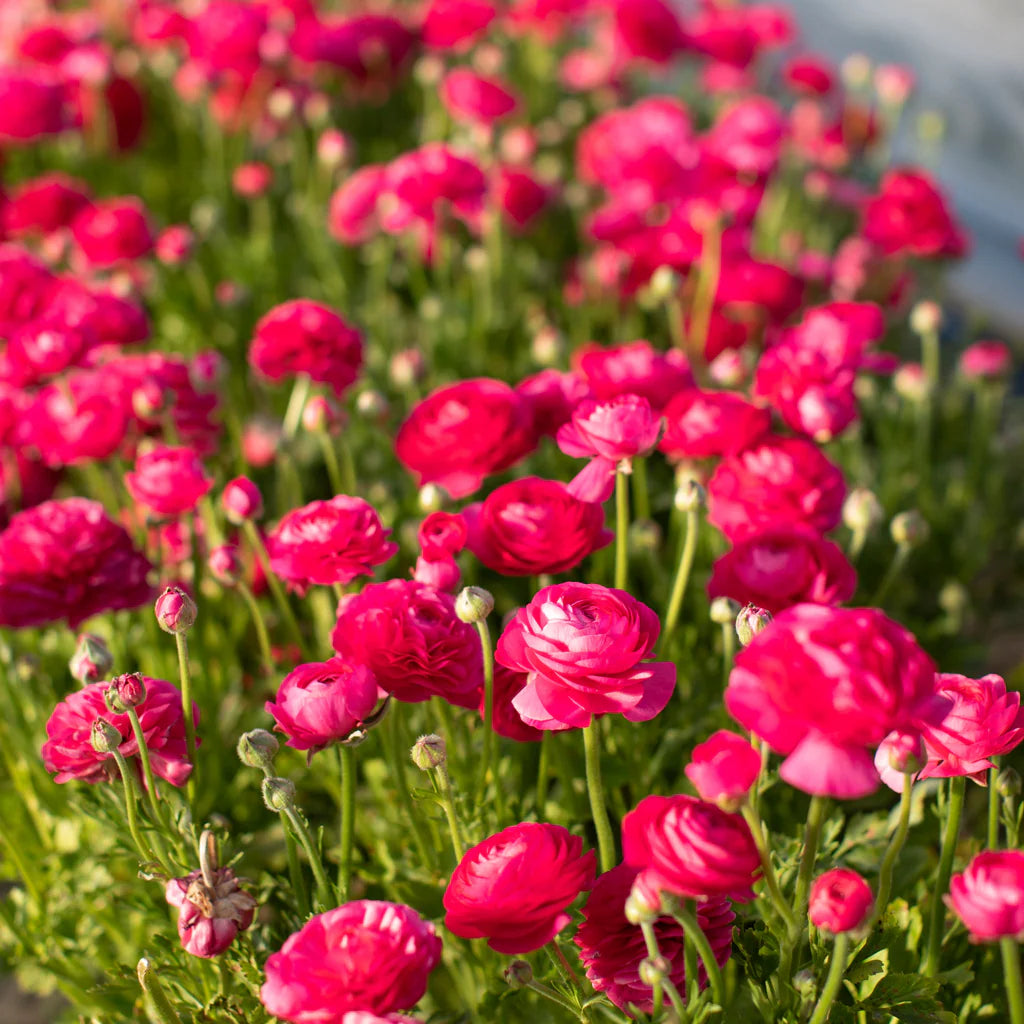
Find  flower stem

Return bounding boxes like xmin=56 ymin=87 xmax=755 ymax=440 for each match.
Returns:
xmin=110 ymin=748 xmax=159 ymax=869
xmin=741 ymin=804 xmax=798 ymax=933
xmin=675 ymin=900 xmax=725 ymax=1008
xmin=237 ymin=581 xmax=275 ymax=675
xmin=282 ymin=822 xmax=310 ymax=919
xmin=1002 ymin=937 xmax=1024 ymax=1024
xmin=126 ymin=708 xmax=165 ymax=823
xmin=337 ymin=744 xmax=355 ymax=901
xmin=923 ymin=775 xmax=966 ymax=975
xmin=807 ymin=933 xmax=850 ymax=1024
xmin=720 ymin=620 xmax=735 ymax=690
xmin=242 ymin=519 xmax=306 ymax=653
xmin=434 ymin=763 xmax=465 ymax=862
xmin=639 ymin=920 xmax=666 ymax=1017
xmin=282 ymin=806 xmax=333 ymax=911
xmin=875 ymin=774 xmax=915 ymax=918
xmin=793 ymin=796 xmax=829 ymax=923
xmin=989 ymin=765 xmax=1001 ymax=849
xmin=583 ymin=722 xmax=616 ymax=873
xmin=475 ymin=619 xmax=498 ymax=815
xmin=662 ymin=505 xmax=699 ymax=653
xmin=871 ymin=544 xmax=910 ymax=606
xmin=614 ymin=469 xmax=629 ymax=591
xmin=535 ymin=731 xmax=549 ymax=814
xmin=174 ymin=632 xmax=197 ymax=805
xmin=137 ymin=959 xmax=184 ymax=1024
xmin=282 ymin=374 xmax=312 ymax=439
xmin=317 ymin=431 xmax=345 ymax=496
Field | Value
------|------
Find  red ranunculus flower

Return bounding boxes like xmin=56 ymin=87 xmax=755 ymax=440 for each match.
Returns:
xmin=441 ymin=69 xmax=519 ymax=125
xmin=421 ymin=0 xmax=496 ymax=49
xmin=947 ymin=851 xmax=1024 ymax=943
xmin=0 ymin=68 xmax=67 ymax=143
xmin=443 ymin=822 xmax=596 ymax=953
xmin=685 ymin=730 xmax=761 ymax=810
xmin=328 ymin=165 xmax=385 ymax=246
xmin=71 ymin=197 xmax=155 ymax=266
xmin=808 ymin=869 xmax=874 ymax=934
xmin=659 ymin=388 xmax=772 ymax=461
xmin=125 ymin=444 xmax=213 ymax=517
xmin=2 ymin=173 xmax=91 ymax=237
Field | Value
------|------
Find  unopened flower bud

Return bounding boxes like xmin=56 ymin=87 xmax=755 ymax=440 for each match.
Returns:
xmin=455 ymin=586 xmax=494 ymax=624
xmin=208 ymin=544 xmax=242 ymax=585
xmin=316 ymin=128 xmax=352 ymax=169
xmin=105 ymin=672 xmax=147 ymax=712
xmin=222 ymin=476 xmax=263 ymax=524
xmin=418 ymin=484 xmax=445 ymax=513
xmin=629 ymin=518 xmax=662 ymax=554
xmin=648 ymin=265 xmax=680 ymax=302
xmin=938 ymin=581 xmax=969 ymax=618
xmin=238 ymin=729 xmax=279 ymax=769
xmin=530 ymin=326 xmax=563 ymax=366
xmin=410 ymin=734 xmax=447 ymax=771
xmin=674 ymin=478 xmax=706 ymax=512
xmin=389 ymin=349 xmax=426 ymax=389
xmin=504 ymin=960 xmax=533 ymax=989
xmin=842 ymin=487 xmax=883 ymax=534
xmin=910 ymin=300 xmax=943 ymax=336
xmin=302 ymin=394 xmax=344 ymax=435
xmin=893 ymin=363 xmax=931 ymax=403
xmin=639 ymin=956 xmax=670 ymax=987
xmin=886 ymin=730 xmax=925 ymax=774
xmin=90 ymin=718 xmax=121 ymax=754
xmin=793 ymin=969 xmax=817 ymax=997
xmin=155 ymin=587 xmax=198 ymax=634
xmin=356 ymin=389 xmax=389 ymax=422
xmin=890 ymin=510 xmax=929 ymax=548
xmin=70 ymin=632 xmax=113 ymax=685
xmin=624 ymin=884 xmax=660 ymax=925
xmin=736 ymin=604 xmax=773 ymax=646
xmin=840 ymin=52 xmax=872 ymax=90
xmin=998 ymin=767 xmax=1022 ymax=800
xmin=710 ymin=597 xmax=738 ymax=625
xmin=262 ymin=776 xmax=296 ymax=812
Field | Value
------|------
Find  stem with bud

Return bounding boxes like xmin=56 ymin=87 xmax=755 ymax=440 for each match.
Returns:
xmin=337 ymin=744 xmax=355 ymax=901
xmin=583 ymin=721 xmax=615 ymax=873
xmin=875 ymin=773 xmax=916 ymax=920
xmin=807 ymin=933 xmax=850 ymax=1024
xmin=662 ymin=502 xmax=700 ymax=653
xmin=614 ymin=468 xmax=630 ymax=592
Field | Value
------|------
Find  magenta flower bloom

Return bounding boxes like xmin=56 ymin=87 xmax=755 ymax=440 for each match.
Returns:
xmin=659 ymin=388 xmax=772 ymax=461
xmin=947 ymin=851 xmax=1024 ymax=942
xmin=443 ymin=823 xmax=596 ymax=954
xmin=71 ymin=197 xmax=156 ymax=266
xmin=260 ymin=901 xmax=442 ymax=1021
xmin=267 ymin=496 xmax=397 ymax=593
xmin=496 ymin=582 xmax=675 ymax=731
xmin=685 ymin=730 xmax=761 ymax=810
xmin=440 ymin=69 xmax=519 ymax=126
xmin=165 ymin=863 xmax=256 ymax=958
xmin=573 ymin=339 xmax=693 ymax=411
xmin=266 ymin=658 xmax=379 ymax=754
xmin=808 ymin=869 xmax=874 ymax=934
xmin=124 ymin=445 xmax=213 ymax=518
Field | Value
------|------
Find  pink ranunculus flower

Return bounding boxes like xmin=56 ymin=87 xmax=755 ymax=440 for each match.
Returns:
xmin=265 ymin=658 xmax=380 ymax=754
xmin=946 ymin=850 xmax=1024 ymax=943
xmin=707 ymin=525 xmax=857 ymax=614
xmin=221 ymin=476 xmax=263 ymax=524
xmin=0 ymin=68 xmax=68 ymax=144
xmin=41 ymin=677 xmax=196 ymax=787
xmin=441 ymin=69 xmax=520 ymax=125
xmin=260 ymin=901 xmax=442 ymax=1021
xmin=622 ymin=794 xmax=761 ymax=903
xmin=707 ymin=435 xmax=846 ymax=542
xmin=328 ymin=165 xmax=386 ymax=246
xmin=480 ymin=664 xmax=545 ymax=743
xmin=125 ymin=445 xmax=214 ymax=518
xmin=685 ymin=730 xmax=761 ymax=810
xmin=572 ymin=340 xmax=693 ymax=411
xmin=659 ymin=388 xmax=772 ymax=461
xmin=421 ymin=0 xmax=496 ymax=49
xmin=959 ymin=340 xmax=1012 ymax=381
xmin=726 ymin=604 xmax=949 ymax=799
xmin=0 ymin=498 xmax=153 ymax=629
xmin=71 ymin=197 xmax=156 ymax=266
xmin=496 ymin=582 xmax=675 ymax=731
xmin=808 ymin=869 xmax=874 ymax=934
xmin=463 ymin=476 xmax=612 ymax=577
xmin=248 ymin=299 xmax=364 ymax=398
xmin=575 ymin=864 xmax=734 ymax=1013
xmin=332 ymin=579 xmax=483 ymax=708
xmin=556 ymin=394 xmax=663 ymax=502
xmin=267 ymin=496 xmax=398 ymax=593
xmin=2 ymin=173 xmax=91 ymax=237
xmin=418 ymin=512 xmax=467 ymax=560
xmin=165 ymin=864 xmax=256 ymax=958
xmin=395 ymin=378 xmax=536 ymax=499
xmin=443 ymin=822 xmax=596 ymax=953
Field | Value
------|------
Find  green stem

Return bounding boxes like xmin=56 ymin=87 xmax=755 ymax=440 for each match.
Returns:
xmin=741 ymin=804 xmax=799 ymax=933
xmin=174 ymin=633 xmax=197 ymax=770
xmin=875 ymin=774 xmax=915 ymax=918
xmin=989 ymin=765 xmax=1001 ymax=849
xmin=337 ymin=744 xmax=355 ymax=901
xmin=110 ymin=748 xmax=159 ymax=869
xmin=639 ymin=920 xmax=666 ymax=1017
xmin=923 ymin=776 xmax=966 ymax=975
xmin=237 ymin=581 xmax=275 ymax=676
xmin=338 ymin=432 xmax=358 ymax=495
xmin=535 ymin=731 xmax=549 ymax=814
xmin=524 ymin=980 xmax=578 ymax=1015
xmin=282 ymin=822 xmax=310 ymax=919
xmin=871 ymin=544 xmax=910 ymax=606
xmin=674 ymin=900 xmax=725 ymax=1008
xmin=807 ymin=933 xmax=850 ymax=1024
xmin=662 ymin=506 xmax=699 ymax=654
xmin=632 ymin=457 xmax=651 ymax=522
xmin=475 ymin=620 xmax=498 ymax=814
xmin=793 ymin=797 xmax=829 ymax=924
xmin=435 ymin=764 xmax=465 ymax=862
xmin=1002 ymin=937 xmax=1024 ymax=1024
xmin=317 ymin=431 xmax=345 ymax=496
xmin=282 ymin=374 xmax=312 ymax=440
xmin=242 ymin=520 xmax=306 ymax=653
xmin=137 ymin=959 xmax=185 ymax=1024
xmin=615 ymin=469 xmax=629 ymax=592
xmin=126 ymin=707 xmax=166 ymax=825
xmin=583 ymin=722 xmax=615 ymax=873
xmin=384 ymin=711 xmax=434 ymax=870
xmin=283 ymin=806 xmax=333 ymax=910
xmin=720 ymin=621 xmax=735 ymax=690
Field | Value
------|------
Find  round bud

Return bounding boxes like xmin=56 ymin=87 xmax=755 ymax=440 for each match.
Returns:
xmin=842 ymin=487 xmax=883 ymax=534
xmin=222 ymin=476 xmax=263 ymax=525
xmin=793 ymin=969 xmax=817 ymax=997
xmin=238 ymin=729 xmax=280 ymax=769
xmin=638 ymin=957 xmax=670 ymax=987
xmin=736 ymin=605 xmax=773 ymax=647
xmin=629 ymin=518 xmax=662 ymax=555
xmin=261 ymin=776 xmax=296 ymax=812
xmin=105 ymin=672 xmax=147 ymax=713
xmin=90 ymin=718 xmax=121 ymax=754
xmin=418 ymin=484 xmax=445 ymax=513
xmin=530 ymin=326 xmax=563 ymax=367
xmin=356 ymin=389 xmax=390 ymax=423
xmin=893 ymin=363 xmax=931 ymax=403
xmin=155 ymin=587 xmax=197 ymax=634
xmin=410 ymin=734 xmax=447 ymax=771
xmin=504 ymin=960 xmax=533 ymax=989
xmin=890 ymin=510 xmax=929 ymax=548
xmin=710 ymin=597 xmax=739 ymax=625
xmin=624 ymin=884 xmax=660 ymax=925
xmin=938 ymin=581 xmax=969 ymax=617
xmin=909 ymin=300 xmax=943 ymax=336
xmin=70 ymin=632 xmax=114 ymax=685
xmin=389 ymin=349 xmax=426 ymax=389
xmin=316 ymin=128 xmax=352 ymax=170
xmin=455 ymin=587 xmax=494 ymax=624
xmin=885 ymin=730 xmax=925 ymax=774
xmin=302 ymin=395 xmax=344 ymax=435
xmin=673 ymin=478 xmax=707 ymax=513
xmin=998 ymin=766 xmax=1022 ymax=800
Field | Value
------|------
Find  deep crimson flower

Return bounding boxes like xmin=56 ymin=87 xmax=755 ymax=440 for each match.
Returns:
xmin=609 ymin=0 xmax=687 ymax=65
xmin=947 ymin=851 xmax=1024 ymax=943
xmin=266 ymin=658 xmax=379 ymax=753
xmin=71 ymin=198 xmax=155 ymax=266
xmin=808 ymin=869 xmax=874 ymax=934
xmin=443 ymin=823 xmax=596 ymax=953
xmin=328 ymin=165 xmax=385 ymax=245
xmin=575 ymin=864 xmax=734 ymax=1013
xmin=685 ymin=730 xmax=761 ymax=810
xmin=260 ymin=902 xmax=442 ymax=1021
xmin=332 ymin=579 xmax=483 ymax=708
xmin=496 ymin=582 xmax=675 ymax=730
xmin=165 ymin=864 xmax=256 ymax=958
xmin=622 ymin=794 xmax=760 ymax=903
xmin=2 ymin=173 xmax=91 ymax=237
xmin=707 ymin=525 xmax=856 ymax=614
xmin=707 ymin=435 xmax=846 ymax=542
xmin=395 ymin=378 xmax=536 ymax=499
xmin=125 ymin=445 xmax=213 ymax=517
xmin=861 ymin=168 xmax=968 ymax=259
xmin=267 ymin=496 xmax=397 ymax=593
xmin=0 ymin=498 xmax=153 ymax=628
xmin=0 ymin=68 xmax=67 ymax=143
xmin=463 ymin=476 xmax=611 ymax=577
xmin=659 ymin=388 xmax=771 ymax=461
xmin=573 ymin=340 xmax=693 ymax=411
xmin=249 ymin=299 xmax=364 ymax=398
xmin=421 ymin=0 xmax=497 ymax=49
xmin=41 ymin=677 xmax=195 ymax=787
xmin=441 ymin=69 xmax=519 ymax=125
xmin=726 ymin=604 xmax=948 ymax=798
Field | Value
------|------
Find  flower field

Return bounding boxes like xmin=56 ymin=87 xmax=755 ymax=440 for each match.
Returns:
xmin=1 ymin=1 xmax=1023 ymax=1023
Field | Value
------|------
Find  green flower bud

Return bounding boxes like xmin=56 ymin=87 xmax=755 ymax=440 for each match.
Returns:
xmin=673 ymin=478 xmax=706 ymax=513
xmin=504 ymin=960 xmax=533 ymax=989
xmin=90 ymin=718 xmax=122 ymax=754
xmin=455 ymin=587 xmax=494 ymax=624
xmin=998 ymin=766 xmax=1022 ymax=800
xmin=736 ymin=604 xmax=773 ymax=647
xmin=237 ymin=729 xmax=280 ymax=769
xmin=639 ymin=956 xmax=670 ymax=987
xmin=410 ymin=734 xmax=447 ymax=771
xmin=890 ymin=510 xmax=929 ymax=548
xmin=710 ymin=597 xmax=738 ymax=625
xmin=262 ymin=776 xmax=296 ymax=812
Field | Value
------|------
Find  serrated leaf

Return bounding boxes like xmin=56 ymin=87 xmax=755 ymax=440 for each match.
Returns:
xmin=846 ymin=958 xmax=886 ymax=984
xmin=864 ymin=972 xmax=941 ymax=1006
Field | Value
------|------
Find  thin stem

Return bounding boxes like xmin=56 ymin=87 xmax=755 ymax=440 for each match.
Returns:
xmin=525 ymin=980 xmax=578 ymax=1015
xmin=923 ymin=776 xmax=966 ymax=975
xmin=720 ymin=621 xmax=735 ymax=690
xmin=583 ymin=722 xmax=616 ymax=873
xmin=535 ymin=731 xmax=549 ymax=814
xmin=283 ymin=806 xmax=333 ymax=910
xmin=741 ymin=804 xmax=798 ymax=932
xmin=282 ymin=374 xmax=312 ymax=439
xmin=989 ymin=765 xmax=1001 ymax=849
xmin=337 ymin=744 xmax=355 ymax=901
xmin=871 ymin=544 xmax=910 ymax=606
xmin=337 ymin=432 xmax=358 ymax=495
xmin=1002 ymin=937 xmax=1024 ymax=1024
xmin=126 ymin=708 xmax=165 ymax=823
xmin=793 ymin=797 xmax=829 ymax=924
xmin=661 ymin=978 xmax=689 ymax=1021
xmin=475 ymin=619 xmax=497 ymax=813
xmin=674 ymin=900 xmax=725 ymax=1009
xmin=807 ymin=933 xmax=850 ymax=1024
xmin=614 ymin=469 xmax=629 ymax=592
xmin=662 ymin=506 xmax=699 ymax=653
xmin=317 ymin=431 xmax=345 ymax=496
xmin=434 ymin=764 xmax=465 ymax=862
xmin=384 ymin=711 xmax=434 ymax=870
xmin=242 ymin=520 xmax=305 ymax=652
xmin=282 ymin=822 xmax=310 ymax=919
xmin=639 ymin=920 xmax=666 ymax=1017
xmin=547 ymin=940 xmax=583 ymax=990
xmin=875 ymin=774 xmax=915 ymax=918
xmin=632 ymin=456 xmax=651 ymax=522
xmin=237 ymin=581 xmax=275 ymax=675
xmin=110 ymin=748 xmax=158 ymax=868
xmin=137 ymin=959 xmax=184 ymax=1024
